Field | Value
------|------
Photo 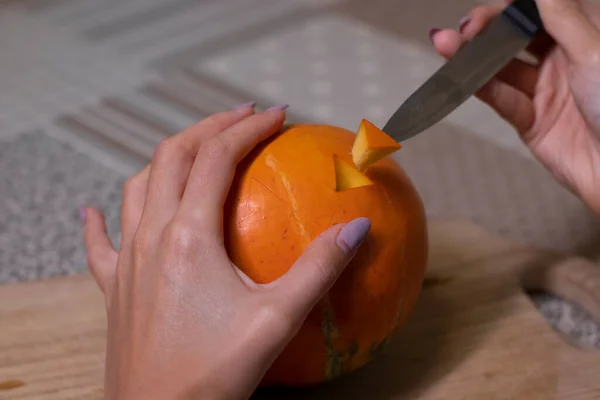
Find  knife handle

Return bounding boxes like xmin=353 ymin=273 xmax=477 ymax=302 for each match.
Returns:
xmin=503 ymin=0 xmax=544 ymax=37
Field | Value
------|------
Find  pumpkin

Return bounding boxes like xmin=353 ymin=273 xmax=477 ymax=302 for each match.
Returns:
xmin=352 ymin=119 xmax=402 ymax=172
xmin=224 ymin=120 xmax=428 ymax=386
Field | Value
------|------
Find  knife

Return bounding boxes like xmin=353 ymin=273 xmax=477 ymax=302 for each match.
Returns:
xmin=382 ymin=0 xmax=545 ymax=143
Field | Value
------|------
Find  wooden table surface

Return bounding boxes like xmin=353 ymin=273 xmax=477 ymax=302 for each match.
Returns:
xmin=1 ymin=219 xmax=600 ymax=399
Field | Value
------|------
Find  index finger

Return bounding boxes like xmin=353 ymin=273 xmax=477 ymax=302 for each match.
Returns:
xmin=176 ymin=108 xmax=287 ymax=237
xmin=121 ymin=103 xmax=256 ymax=247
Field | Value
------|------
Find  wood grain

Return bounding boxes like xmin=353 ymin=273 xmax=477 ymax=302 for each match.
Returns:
xmin=1 ymin=219 xmax=599 ymax=399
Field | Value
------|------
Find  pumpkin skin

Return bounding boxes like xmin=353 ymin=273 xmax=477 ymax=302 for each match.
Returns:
xmin=224 ymin=123 xmax=428 ymax=386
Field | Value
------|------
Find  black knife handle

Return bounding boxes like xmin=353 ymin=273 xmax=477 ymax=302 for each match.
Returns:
xmin=503 ymin=0 xmax=544 ymax=37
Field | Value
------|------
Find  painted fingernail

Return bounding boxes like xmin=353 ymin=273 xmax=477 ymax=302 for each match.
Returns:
xmin=79 ymin=207 xmax=87 ymax=225
xmin=336 ymin=217 xmax=371 ymax=252
xmin=267 ymin=104 xmax=289 ymax=111
xmin=429 ymin=28 xmax=441 ymax=42
xmin=458 ymin=16 xmax=471 ymax=33
xmin=235 ymin=101 xmax=256 ymax=110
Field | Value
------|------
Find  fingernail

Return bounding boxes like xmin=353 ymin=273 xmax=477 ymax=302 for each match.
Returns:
xmin=428 ymin=28 xmax=441 ymax=42
xmin=336 ymin=217 xmax=371 ymax=252
xmin=235 ymin=101 xmax=256 ymax=110
xmin=267 ymin=104 xmax=289 ymax=111
xmin=458 ymin=16 xmax=471 ymax=33
xmin=79 ymin=207 xmax=87 ymax=225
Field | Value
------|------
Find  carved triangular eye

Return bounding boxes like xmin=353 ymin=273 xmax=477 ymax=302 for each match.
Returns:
xmin=352 ymin=119 xmax=402 ymax=172
xmin=333 ymin=155 xmax=374 ymax=192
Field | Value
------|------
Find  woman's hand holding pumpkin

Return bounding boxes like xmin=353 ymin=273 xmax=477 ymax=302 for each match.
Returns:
xmin=81 ymin=105 xmax=371 ymax=399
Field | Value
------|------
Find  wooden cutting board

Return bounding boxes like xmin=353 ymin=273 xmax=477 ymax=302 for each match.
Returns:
xmin=1 ymin=219 xmax=599 ymax=399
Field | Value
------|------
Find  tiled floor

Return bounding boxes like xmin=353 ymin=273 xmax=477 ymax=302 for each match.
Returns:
xmin=0 ymin=0 xmax=598 ymax=347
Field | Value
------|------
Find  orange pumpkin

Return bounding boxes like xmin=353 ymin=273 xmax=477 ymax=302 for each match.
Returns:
xmin=224 ymin=122 xmax=428 ymax=386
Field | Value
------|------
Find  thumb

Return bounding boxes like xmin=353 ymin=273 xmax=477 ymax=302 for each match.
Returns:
xmin=82 ymin=207 xmax=118 ymax=297
xmin=273 ymin=218 xmax=371 ymax=318
xmin=536 ymin=0 xmax=600 ymax=64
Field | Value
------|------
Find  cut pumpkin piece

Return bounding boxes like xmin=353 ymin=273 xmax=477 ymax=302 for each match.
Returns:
xmin=334 ymin=155 xmax=374 ymax=191
xmin=352 ymin=119 xmax=402 ymax=172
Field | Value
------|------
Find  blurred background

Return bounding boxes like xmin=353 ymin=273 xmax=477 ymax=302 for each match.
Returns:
xmin=0 ymin=0 xmax=598 ymax=346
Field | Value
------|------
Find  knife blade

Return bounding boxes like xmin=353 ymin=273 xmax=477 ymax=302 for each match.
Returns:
xmin=382 ymin=0 xmax=545 ymax=143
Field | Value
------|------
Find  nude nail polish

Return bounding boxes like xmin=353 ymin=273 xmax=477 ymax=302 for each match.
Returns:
xmin=267 ymin=104 xmax=289 ymax=111
xmin=235 ymin=101 xmax=256 ymax=110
